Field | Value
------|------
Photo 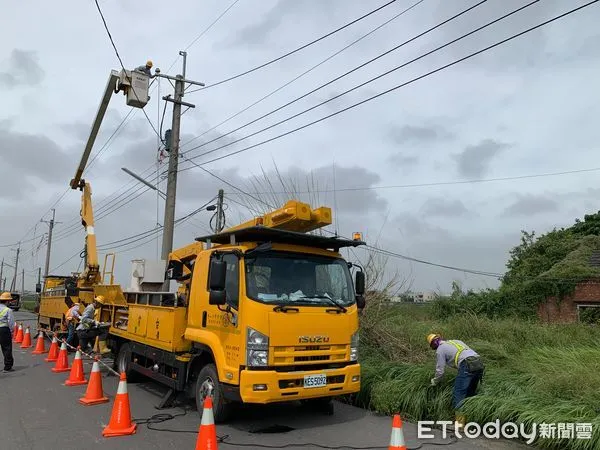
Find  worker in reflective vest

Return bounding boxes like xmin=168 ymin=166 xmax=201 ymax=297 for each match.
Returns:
xmin=427 ymin=333 xmax=485 ymax=429
xmin=0 ymin=292 xmax=16 ymax=372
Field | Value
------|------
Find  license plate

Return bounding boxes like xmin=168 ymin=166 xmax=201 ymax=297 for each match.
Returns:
xmin=304 ymin=374 xmax=327 ymax=388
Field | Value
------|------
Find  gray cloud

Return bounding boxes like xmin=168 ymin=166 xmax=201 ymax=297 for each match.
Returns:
xmin=388 ymin=154 xmax=419 ymax=168
xmin=388 ymin=124 xmax=454 ymax=145
xmin=0 ymin=125 xmax=70 ymax=198
xmin=503 ymin=194 xmax=559 ymax=216
xmin=453 ymin=139 xmax=510 ymax=178
xmin=0 ymin=49 xmax=44 ymax=87
xmin=420 ymin=197 xmax=469 ymax=218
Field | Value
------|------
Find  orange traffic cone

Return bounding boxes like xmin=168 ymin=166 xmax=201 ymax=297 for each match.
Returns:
xmin=45 ymin=336 xmax=59 ymax=362
xmin=388 ymin=414 xmax=407 ymax=450
xmin=32 ymin=331 xmax=47 ymax=354
xmin=195 ymin=396 xmax=218 ymax=449
xmin=79 ymin=358 xmax=109 ymax=406
xmin=65 ymin=347 xmax=87 ymax=386
xmin=20 ymin=326 xmax=32 ymax=348
xmin=51 ymin=341 xmax=70 ymax=373
xmin=13 ymin=323 xmax=23 ymax=343
xmin=102 ymin=372 xmax=137 ymax=437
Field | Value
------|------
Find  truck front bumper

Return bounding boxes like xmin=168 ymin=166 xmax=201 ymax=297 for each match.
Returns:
xmin=238 ymin=363 xmax=361 ymax=404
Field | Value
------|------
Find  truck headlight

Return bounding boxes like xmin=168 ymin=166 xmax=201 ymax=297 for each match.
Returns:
xmin=247 ymin=327 xmax=269 ymax=367
xmin=350 ymin=331 xmax=359 ymax=361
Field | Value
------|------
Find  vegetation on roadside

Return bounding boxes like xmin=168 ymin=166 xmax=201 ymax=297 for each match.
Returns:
xmin=354 ymin=212 xmax=600 ymax=449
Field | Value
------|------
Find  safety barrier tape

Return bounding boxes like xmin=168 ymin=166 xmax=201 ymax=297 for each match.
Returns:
xmin=39 ymin=327 xmax=120 ymax=377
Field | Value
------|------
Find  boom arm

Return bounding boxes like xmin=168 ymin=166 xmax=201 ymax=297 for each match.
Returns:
xmin=70 ymin=70 xmax=120 ymax=190
xmin=223 ymin=200 xmax=332 ymax=234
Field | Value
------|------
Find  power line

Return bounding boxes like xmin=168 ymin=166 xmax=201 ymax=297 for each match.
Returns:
xmin=92 ymin=0 xmax=162 ymax=141
xmin=180 ymin=0 xmax=428 ymax=150
xmin=224 ymin=166 xmax=600 ymax=195
xmin=187 ymin=0 xmax=400 ymax=92
xmin=178 ymin=0 xmax=596 ymax=173
xmin=184 ymin=0 xmax=241 ymax=51
xmin=180 ymin=0 xmax=529 ymax=163
xmin=184 ymin=0 xmax=476 ymax=153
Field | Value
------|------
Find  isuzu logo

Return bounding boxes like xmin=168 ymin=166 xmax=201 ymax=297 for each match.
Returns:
xmin=298 ymin=335 xmax=330 ymax=344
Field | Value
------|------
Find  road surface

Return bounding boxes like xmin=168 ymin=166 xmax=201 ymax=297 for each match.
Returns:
xmin=0 ymin=311 xmax=530 ymax=449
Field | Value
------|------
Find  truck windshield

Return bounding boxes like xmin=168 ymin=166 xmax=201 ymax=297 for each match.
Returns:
xmin=244 ymin=251 xmax=355 ymax=307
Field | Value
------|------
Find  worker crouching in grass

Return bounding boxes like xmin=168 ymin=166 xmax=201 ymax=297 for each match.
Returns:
xmin=427 ymin=334 xmax=485 ymax=431
xmin=76 ymin=295 xmax=110 ymax=355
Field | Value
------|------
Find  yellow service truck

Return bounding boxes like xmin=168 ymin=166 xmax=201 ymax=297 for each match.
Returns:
xmin=96 ymin=200 xmax=366 ymax=422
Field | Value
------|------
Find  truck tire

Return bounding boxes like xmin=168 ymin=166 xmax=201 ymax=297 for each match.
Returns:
xmin=115 ymin=343 xmax=139 ymax=382
xmin=195 ymin=363 xmax=232 ymax=424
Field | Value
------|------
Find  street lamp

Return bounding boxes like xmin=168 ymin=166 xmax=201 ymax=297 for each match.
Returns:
xmin=121 ymin=167 xmax=166 ymax=200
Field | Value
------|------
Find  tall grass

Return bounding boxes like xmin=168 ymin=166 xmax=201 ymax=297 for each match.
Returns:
xmin=358 ymin=302 xmax=600 ymax=449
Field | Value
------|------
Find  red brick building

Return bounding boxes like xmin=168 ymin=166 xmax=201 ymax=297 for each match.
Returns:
xmin=538 ymin=280 xmax=600 ymax=323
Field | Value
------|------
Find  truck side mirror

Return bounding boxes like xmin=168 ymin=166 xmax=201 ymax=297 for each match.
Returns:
xmin=208 ymin=258 xmax=227 ymax=306
xmin=355 ymin=271 xmax=365 ymax=296
xmin=355 ymin=271 xmax=366 ymax=310
xmin=209 ymin=259 xmax=227 ymax=290
xmin=35 ymin=283 xmax=41 ymax=293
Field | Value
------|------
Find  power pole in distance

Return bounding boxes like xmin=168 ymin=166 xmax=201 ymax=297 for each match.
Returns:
xmin=0 ymin=259 xmax=3 ymax=290
xmin=10 ymin=245 xmax=20 ymax=292
xmin=154 ymin=51 xmax=204 ymax=291
xmin=21 ymin=269 xmax=24 ymax=298
xmin=41 ymin=209 xmax=60 ymax=289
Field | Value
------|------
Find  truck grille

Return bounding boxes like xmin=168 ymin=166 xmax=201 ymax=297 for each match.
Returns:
xmin=273 ymin=344 xmax=347 ymax=366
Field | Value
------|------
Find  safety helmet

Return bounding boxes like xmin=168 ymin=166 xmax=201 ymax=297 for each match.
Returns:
xmin=146 ymin=60 xmax=153 ymax=68
xmin=427 ymin=333 xmax=442 ymax=349
xmin=94 ymin=295 xmax=105 ymax=304
xmin=0 ymin=291 xmax=12 ymax=301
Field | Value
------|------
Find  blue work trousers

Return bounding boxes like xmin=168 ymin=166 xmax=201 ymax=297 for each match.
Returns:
xmin=453 ymin=360 xmax=483 ymax=410
xmin=66 ymin=322 xmax=76 ymax=346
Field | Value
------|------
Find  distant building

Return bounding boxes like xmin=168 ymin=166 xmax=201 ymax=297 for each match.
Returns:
xmin=389 ymin=291 xmax=437 ymax=303
xmin=538 ymin=248 xmax=600 ymax=323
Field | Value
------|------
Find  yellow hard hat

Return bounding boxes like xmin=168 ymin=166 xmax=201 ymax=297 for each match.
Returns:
xmin=427 ymin=333 xmax=440 ymax=345
xmin=0 ymin=292 xmax=11 ymax=301
xmin=146 ymin=60 xmax=153 ymax=68
xmin=94 ymin=295 xmax=105 ymax=304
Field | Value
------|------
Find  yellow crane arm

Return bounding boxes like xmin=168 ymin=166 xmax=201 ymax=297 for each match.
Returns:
xmin=223 ymin=200 xmax=332 ymax=234
xmin=79 ymin=182 xmax=101 ymax=285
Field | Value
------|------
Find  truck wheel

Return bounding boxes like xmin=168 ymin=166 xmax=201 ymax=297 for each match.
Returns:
xmin=195 ymin=363 xmax=232 ymax=424
xmin=115 ymin=343 xmax=139 ymax=382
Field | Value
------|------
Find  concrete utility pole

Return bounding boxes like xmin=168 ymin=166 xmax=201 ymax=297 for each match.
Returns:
xmin=41 ymin=209 xmax=58 ymax=288
xmin=216 ymin=189 xmax=225 ymax=233
xmin=21 ymin=269 xmax=24 ymax=298
xmin=154 ymin=51 xmax=204 ymax=278
xmin=0 ymin=259 xmax=3 ymax=290
xmin=1 ymin=278 xmax=5 ymax=291
xmin=10 ymin=245 xmax=20 ymax=292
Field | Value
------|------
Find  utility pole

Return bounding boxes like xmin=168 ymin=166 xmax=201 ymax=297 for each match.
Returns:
xmin=216 ymin=189 xmax=225 ymax=233
xmin=0 ymin=259 xmax=3 ymax=290
xmin=10 ymin=245 xmax=20 ymax=292
xmin=1 ymin=278 xmax=5 ymax=291
xmin=154 ymin=51 xmax=204 ymax=291
xmin=21 ymin=269 xmax=24 ymax=298
xmin=41 ymin=209 xmax=58 ymax=289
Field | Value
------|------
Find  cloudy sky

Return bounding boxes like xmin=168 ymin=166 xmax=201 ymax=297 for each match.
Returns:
xmin=1 ymin=0 xmax=599 ymax=295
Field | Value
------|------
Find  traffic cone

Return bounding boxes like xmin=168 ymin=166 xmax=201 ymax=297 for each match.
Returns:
xmin=102 ymin=372 xmax=137 ymax=437
xmin=13 ymin=323 xmax=23 ymax=343
xmin=32 ymin=331 xmax=47 ymax=354
xmin=45 ymin=336 xmax=59 ymax=362
xmin=195 ymin=396 xmax=218 ymax=449
xmin=388 ymin=414 xmax=407 ymax=450
xmin=65 ymin=347 xmax=87 ymax=386
xmin=20 ymin=326 xmax=32 ymax=348
xmin=79 ymin=358 xmax=109 ymax=406
xmin=51 ymin=341 xmax=70 ymax=373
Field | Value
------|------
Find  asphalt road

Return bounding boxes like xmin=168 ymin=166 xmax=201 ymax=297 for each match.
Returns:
xmin=0 ymin=311 xmax=530 ymax=450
